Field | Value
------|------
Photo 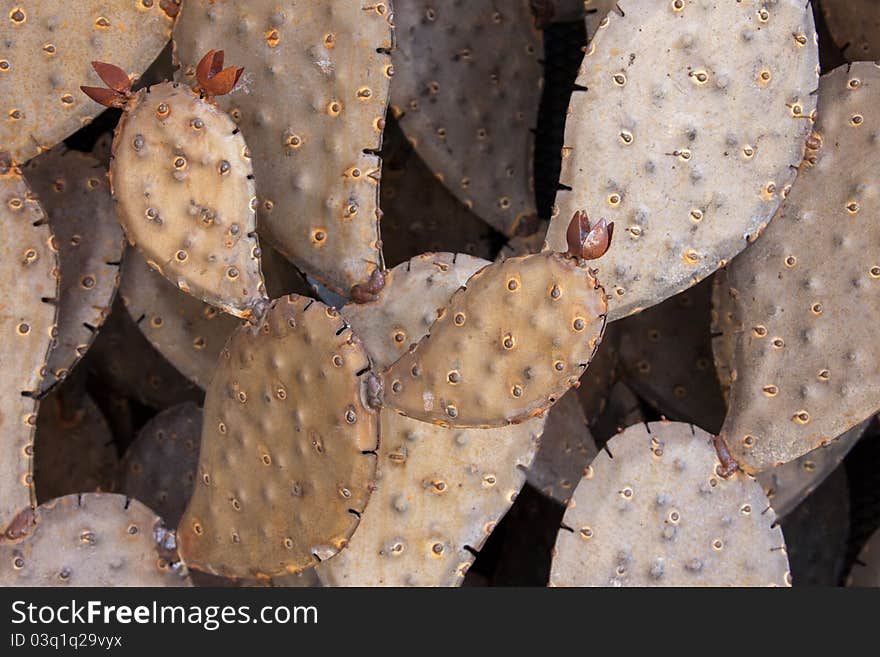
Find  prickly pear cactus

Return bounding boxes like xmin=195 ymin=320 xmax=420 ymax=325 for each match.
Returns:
xmin=34 ymin=385 xmax=116 ymax=503
xmin=524 ymin=390 xmax=597 ymax=505
xmin=0 ymin=0 xmax=174 ymax=164
xmin=24 ymin=147 xmax=125 ymax=392
xmin=821 ymin=0 xmax=880 ymax=61
xmin=0 ymin=493 xmax=190 ymax=586
xmin=173 ymin=0 xmax=393 ymax=299
xmin=758 ymin=420 xmax=867 ymax=521
xmin=383 ymin=219 xmax=609 ymax=427
xmin=178 ymin=295 xmax=379 ymax=579
xmin=618 ymin=277 xmax=726 ymax=433
xmin=550 ymin=422 xmax=791 ymax=586
xmin=85 ymin=297 xmax=203 ymax=410
xmin=99 ymin=70 xmax=266 ymax=318
xmin=120 ymin=249 xmax=240 ymax=389
xmin=546 ymin=0 xmax=820 ymax=321
xmin=391 ymin=0 xmax=543 ymax=237
xmin=380 ymin=120 xmax=495 ymax=267
xmin=717 ymin=62 xmax=880 ymax=474
xmin=0 ymin=157 xmax=58 ymax=533
xmin=120 ymin=402 xmax=201 ymax=528
xmin=320 ymin=253 xmax=543 ymax=586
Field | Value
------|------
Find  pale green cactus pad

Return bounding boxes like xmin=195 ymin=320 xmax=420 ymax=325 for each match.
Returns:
xmin=0 ymin=493 xmax=190 ymax=586
xmin=391 ymin=0 xmax=543 ymax=237
xmin=546 ymin=0 xmax=820 ymax=321
xmin=173 ymin=0 xmax=393 ymax=298
xmin=0 ymin=0 xmax=174 ymax=164
xmin=25 ymin=146 xmax=125 ymax=392
xmin=550 ymin=421 xmax=791 ymax=586
xmin=0 ymin=160 xmax=58 ymax=533
xmin=717 ymin=62 xmax=880 ymax=473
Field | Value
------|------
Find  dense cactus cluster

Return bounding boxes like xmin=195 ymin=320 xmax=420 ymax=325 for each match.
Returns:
xmin=1 ymin=0 xmax=878 ymax=589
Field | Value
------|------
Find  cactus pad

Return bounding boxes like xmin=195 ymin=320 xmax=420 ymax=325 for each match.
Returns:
xmin=380 ymin=121 xmax=495 ymax=267
xmin=34 ymin=386 xmax=116 ymax=503
xmin=343 ymin=253 xmax=489 ymax=369
xmin=110 ymin=81 xmax=266 ymax=318
xmin=0 ymin=160 xmax=58 ymax=532
xmin=718 ymin=62 xmax=880 ymax=473
xmin=121 ymin=249 xmax=240 ymax=388
xmin=618 ymin=277 xmax=726 ymax=433
xmin=178 ymin=295 xmax=379 ymax=578
xmin=173 ymin=0 xmax=392 ymax=298
xmin=25 ymin=147 xmax=125 ymax=392
xmin=757 ymin=420 xmax=867 ymax=521
xmin=391 ymin=0 xmax=543 ymax=237
xmin=0 ymin=0 xmax=174 ymax=163
xmin=120 ymin=402 xmax=202 ymax=528
xmin=821 ymin=0 xmax=880 ymax=61
xmin=550 ymin=421 xmax=790 ymax=586
xmin=525 ymin=390 xmax=597 ymax=504
xmin=383 ymin=251 xmax=607 ymax=427
xmin=320 ymin=408 xmax=541 ymax=586
xmin=85 ymin=297 xmax=203 ymax=410
xmin=546 ymin=0 xmax=820 ymax=321
xmin=0 ymin=493 xmax=190 ymax=586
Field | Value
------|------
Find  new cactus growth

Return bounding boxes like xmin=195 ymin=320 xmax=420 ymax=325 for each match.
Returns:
xmin=0 ymin=0 xmax=174 ymax=164
xmin=82 ymin=54 xmax=267 ymax=319
xmin=382 ymin=212 xmax=610 ymax=427
xmin=391 ymin=0 xmax=543 ymax=237
xmin=546 ymin=0 xmax=820 ymax=322
xmin=173 ymin=0 xmax=393 ymax=300
xmin=0 ymin=493 xmax=191 ymax=586
xmin=120 ymin=402 xmax=202 ymax=528
xmin=0 ymin=156 xmax=58 ymax=534
xmin=715 ymin=62 xmax=880 ymax=474
xmin=550 ymin=422 xmax=791 ymax=586
xmin=178 ymin=295 xmax=379 ymax=579
xmin=24 ymin=146 xmax=125 ymax=392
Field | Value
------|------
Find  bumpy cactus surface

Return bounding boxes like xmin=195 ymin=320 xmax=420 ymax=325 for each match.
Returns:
xmin=120 ymin=402 xmax=202 ymax=528
xmin=83 ymin=55 xmax=267 ymax=318
xmin=0 ymin=493 xmax=190 ymax=586
xmin=0 ymin=0 xmax=174 ymax=163
xmin=546 ymin=0 xmax=820 ymax=321
xmin=178 ymin=295 xmax=379 ymax=578
xmin=391 ymin=0 xmax=543 ymax=237
xmin=716 ymin=62 xmax=880 ymax=474
xmin=551 ymin=422 xmax=791 ymax=586
xmin=25 ymin=146 xmax=125 ymax=392
xmin=173 ymin=0 xmax=393 ymax=300
xmin=0 ymin=158 xmax=58 ymax=533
